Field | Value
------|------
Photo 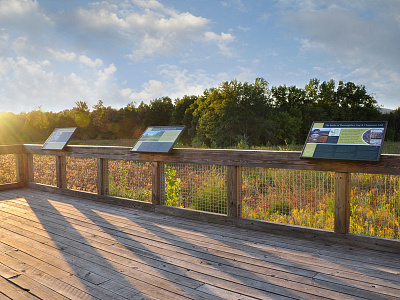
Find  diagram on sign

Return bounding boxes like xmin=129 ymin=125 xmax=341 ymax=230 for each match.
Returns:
xmin=301 ymin=122 xmax=387 ymax=161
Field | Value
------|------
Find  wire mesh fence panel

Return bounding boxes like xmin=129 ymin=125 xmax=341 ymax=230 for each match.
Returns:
xmin=66 ymin=157 xmax=97 ymax=193
xmin=33 ymin=155 xmax=56 ymax=186
xmin=162 ymin=163 xmax=227 ymax=214
xmin=0 ymin=154 xmax=16 ymax=184
xmin=108 ymin=160 xmax=152 ymax=202
xmin=241 ymin=167 xmax=335 ymax=230
xmin=350 ymin=173 xmax=400 ymax=239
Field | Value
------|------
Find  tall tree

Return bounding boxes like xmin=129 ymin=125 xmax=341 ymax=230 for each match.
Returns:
xmin=193 ymin=78 xmax=272 ymax=147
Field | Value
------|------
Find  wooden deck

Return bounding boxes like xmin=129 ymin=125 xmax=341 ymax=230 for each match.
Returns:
xmin=0 ymin=189 xmax=399 ymax=300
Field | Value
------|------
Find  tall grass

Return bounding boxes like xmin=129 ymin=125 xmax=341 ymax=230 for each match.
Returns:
xmin=105 ymin=161 xmax=399 ymax=239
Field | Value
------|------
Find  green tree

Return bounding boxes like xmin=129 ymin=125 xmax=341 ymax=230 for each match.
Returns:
xmin=193 ymin=78 xmax=272 ymax=147
xmin=71 ymin=101 xmax=91 ymax=139
xmin=336 ymin=81 xmax=379 ymax=120
xmin=270 ymin=108 xmax=303 ymax=144
xmin=23 ymin=107 xmax=50 ymax=142
xmin=147 ymin=97 xmax=174 ymax=126
xmin=172 ymin=95 xmax=198 ymax=144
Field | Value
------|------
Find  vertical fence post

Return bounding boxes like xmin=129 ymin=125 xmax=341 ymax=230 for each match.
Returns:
xmin=227 ymin=166 xmax=242 ymax=218
xmin=97 ymin=158 xmax=109 ymax=195
xmin=56 ymin=156 xmax=67 ymax=188
xmin=23 ymin=153 xmax=34 ymax=183
xmin=152 ymin=161 xmax=163 ymax=205
xmin=334 ymin=172 xmax=350 ymax=234
xmin=16 ymin=154 xmax=25 ymax=185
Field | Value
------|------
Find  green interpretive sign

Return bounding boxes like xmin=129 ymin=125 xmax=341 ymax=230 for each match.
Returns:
xmin=131 ymin=126 xmax=185 ymax=153
xmin=301 ymin=121 xmax=387 ymax=161
xmin=42 ymin=127 xmax=77 ymax=150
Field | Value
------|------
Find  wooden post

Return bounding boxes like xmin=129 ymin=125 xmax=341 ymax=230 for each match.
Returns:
xmin=97 ymin=158 xmax=109 ymax=195
xmin=16 ymin=154 xmax=25 ymax=184
xmin=334 ymin=172 xmax=350 ymax=234
xmin=227 ymin=166 xmax=242 ymax=217
xmin=23 ymin=153 xmax=34 ymax=183
xmin=56 ymin=156 xmax=67 ymax=188
xmin=152 ymin=161 xmax=163 ymax=205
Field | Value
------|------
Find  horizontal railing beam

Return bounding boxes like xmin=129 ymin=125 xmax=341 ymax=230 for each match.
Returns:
xmin=0 ymin=145 xmax=24 ymax=155
xmin=0 ymin=143 xmax=399 ymax=253
xmin=23 ymin=144 xmax=400 ymax=175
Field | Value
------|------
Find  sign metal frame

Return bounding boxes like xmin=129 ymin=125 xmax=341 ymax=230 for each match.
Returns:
xmin=130 ymin=125 xmax=186 ymax=153
xmin=300 ymin=121 xmax=387 ymax=161
xmin=42 ymin=127 xmax=77 ymax=150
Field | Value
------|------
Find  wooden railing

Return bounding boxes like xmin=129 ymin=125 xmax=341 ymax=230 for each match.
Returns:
xmin=1 ymin=144 xmax=400 ymax=253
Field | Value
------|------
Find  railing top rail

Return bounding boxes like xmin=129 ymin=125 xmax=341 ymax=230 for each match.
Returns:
xmin=0 ymin=144 xmax=24 ymax=155
xmin=18 ymin=144 xmax=400 ymax=175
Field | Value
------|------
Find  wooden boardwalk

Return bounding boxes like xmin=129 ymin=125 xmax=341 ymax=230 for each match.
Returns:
xmin=0 ymin=189 xmax=399 ymax=299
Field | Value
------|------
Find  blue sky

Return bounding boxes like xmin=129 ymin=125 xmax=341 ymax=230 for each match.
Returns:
xmin=0 ymin=0 xmax=399 ymax=113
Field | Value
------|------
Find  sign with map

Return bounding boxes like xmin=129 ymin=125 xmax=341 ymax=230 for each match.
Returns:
xmin=301 ymin=121 xmax=387 ymax=161
xmin=131 ymin=126 xmax=185 ymax=153
xmin=42 ymin=127 xmax=77 ymax=150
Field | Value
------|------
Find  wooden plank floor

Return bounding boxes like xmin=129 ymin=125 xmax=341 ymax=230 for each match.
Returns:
xmin=0 ymin=189 xmax=399 ymax=300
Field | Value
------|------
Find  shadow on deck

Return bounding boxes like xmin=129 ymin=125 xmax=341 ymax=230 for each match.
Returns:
xmin=0 ymin=188 xmax=399 ymax=299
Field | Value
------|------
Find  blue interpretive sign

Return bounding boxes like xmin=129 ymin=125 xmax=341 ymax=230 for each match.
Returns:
xmin=42 ymin=127 xmax=77 ymax=150
xmin=301 ymin=121 xmax=387 ymax=161
xmin=131 ymin=126 xmax=185 ymax=153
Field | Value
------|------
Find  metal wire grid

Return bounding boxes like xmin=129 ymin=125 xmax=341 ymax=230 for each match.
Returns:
xmin=0 ymin=154 xmax=16 ymax=184
xmin=108 ymin=159 xmax=152 ymax=202
xmin=241 ymin=167 xmax=335 ymax=230
xmin=33 ymin=155 xmax=56 ymax=186
xmin=66 ymin=157 xmax=97 ymax=193
xmin=350 ymin=173 xmax=400 ymax=239
xmin=161 ymin=163 xmax=227 ymax=214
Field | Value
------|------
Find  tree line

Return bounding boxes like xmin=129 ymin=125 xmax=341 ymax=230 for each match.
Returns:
xmin=1 ymin=77 xmax=398 ymax=147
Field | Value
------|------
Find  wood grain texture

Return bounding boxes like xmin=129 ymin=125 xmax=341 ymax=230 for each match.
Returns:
xmin=0 ymin=144 xmax=23 ymax=155
xmin=23 ymin=144 xmax=400 ymax=175
xmin=151 ymin=161 xmax=163 ymax=206
xmin=97 ymin=158 xmax=109 ymax=195
xmin=0 ymin=143 xmax=398 ymax=256
xmin=334 ymin=172 xmax=350 ymax=234
xmin=56 ymin=156 xmax=66 ymax=189
xmin=0 ymin=188 xmax=399 ymax=299
xmin=227 ymin=166 xmax=240 ymax=218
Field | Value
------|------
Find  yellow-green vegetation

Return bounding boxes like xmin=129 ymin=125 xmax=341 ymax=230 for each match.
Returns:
xmin=108 ymin=160 xmax=152 ymax=202
xmin=33 ymin=155 xmax=56 ymax=186
xmin=0 ymin=154 xmax=16 ymax=184
xmin=2 ymin=152 xmax=399 ymax=240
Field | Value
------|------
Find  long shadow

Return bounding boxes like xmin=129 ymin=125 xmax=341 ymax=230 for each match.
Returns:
xmin=23 ymin=192 xmax=143 ymax=299
xmin=78 ymin=206 xmax=217 ymax=299
xmin=80 ymin=205 xmax=306 ymax=300
xmin=197 ymin=220 xmax=395 ymax=300
xmin=111 ymin=202 xmax=392 ymax=299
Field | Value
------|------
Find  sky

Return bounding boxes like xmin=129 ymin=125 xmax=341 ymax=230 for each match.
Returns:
xmin=0 ymin=0 xmax=399 ymax=113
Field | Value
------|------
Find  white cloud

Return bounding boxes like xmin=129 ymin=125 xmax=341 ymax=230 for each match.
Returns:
xmin=0 ymin=0 xmax=240 ymax=112
xmin=0 ymin=0 xmax=52 ymax=33
xmin=48 ymin=49 xmax=77 ymax=62
xmin=203 ymin=31 xmax=235 ymax=56
xmin=73 ymin=1 xmax=234 ymax=60
xmin=120 ymin=80 xmax=164 ymax=102
xmin=0 ymin=0 xmax=39 ymax=16
xmin=79 ymin=55 xmax=103 ymax=68
xmin=95 ymin=63 xmax=116 ymax=87
xmin=279 ymin=0 xmax=400 ymax=108
xmin=0 ymin=55 xmax=123 ymax=112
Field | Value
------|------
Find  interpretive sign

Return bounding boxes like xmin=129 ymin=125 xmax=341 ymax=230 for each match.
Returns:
xmin=301 ymin=121 xmax=387 ymax=161
xmin=131 ymin=126 xmax=185 ymax=153
xmin=42 ymin=127 xmax=77 ymax=150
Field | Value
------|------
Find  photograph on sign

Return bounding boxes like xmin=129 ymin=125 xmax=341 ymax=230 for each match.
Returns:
xmin=42 ymin=127 xmax=77 ymax=150
xmin=131 ymin=126 xmax=185 ymax=153
xmin=301 ymin=121 xmax=387 ymax=161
